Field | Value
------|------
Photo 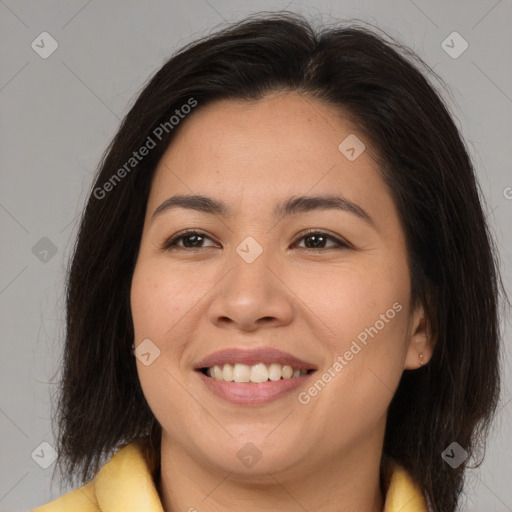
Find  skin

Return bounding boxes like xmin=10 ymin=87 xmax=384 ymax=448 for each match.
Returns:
xmin=130 ymin=91 xmax=433 ymax=512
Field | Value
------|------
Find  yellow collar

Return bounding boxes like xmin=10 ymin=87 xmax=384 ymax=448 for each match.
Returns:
xmin=381 ymin=459 xmax=429 ymax=511
xmin=32 ymin=439 xmax=428 ymax=511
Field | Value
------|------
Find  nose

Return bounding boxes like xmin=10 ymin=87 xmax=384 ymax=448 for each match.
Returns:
xmin=207 ymin=245 xmax=294 ymax=332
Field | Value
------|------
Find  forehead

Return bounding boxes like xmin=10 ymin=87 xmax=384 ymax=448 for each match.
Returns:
xmin=145 ymin=91 xmax=405 ymax=245
xmin=151 ymin=92 xmax=382 ymax=196
xmin=170 ymin=91 xmax=361 ymax=156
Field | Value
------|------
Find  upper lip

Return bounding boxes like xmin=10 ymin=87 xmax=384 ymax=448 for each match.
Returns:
xmin=194 ymin=348 xmax=317 ymax=371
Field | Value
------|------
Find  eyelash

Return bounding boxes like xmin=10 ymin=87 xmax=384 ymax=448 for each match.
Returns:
xmin=162 ymin=229 xmax=351 ymax=252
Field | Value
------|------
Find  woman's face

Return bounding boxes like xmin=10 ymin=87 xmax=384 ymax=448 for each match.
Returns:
xmin=130 ymin=91 xmax=429 ymax=478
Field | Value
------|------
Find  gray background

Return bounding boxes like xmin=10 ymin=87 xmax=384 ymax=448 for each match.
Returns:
xmin=1 ymin=0 xmax=511 ymax=510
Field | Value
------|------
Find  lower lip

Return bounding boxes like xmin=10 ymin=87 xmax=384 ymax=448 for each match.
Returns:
xmin=196 ymin=371 xmax=314 ymax=405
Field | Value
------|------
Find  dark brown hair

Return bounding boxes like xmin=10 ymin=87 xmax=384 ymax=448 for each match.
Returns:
xmin=51 ymin=11 xmax=506 ymax=511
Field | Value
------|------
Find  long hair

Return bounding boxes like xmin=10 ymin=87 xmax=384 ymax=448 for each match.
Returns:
xmin=51 ymin=12 xmax=505 ymax=511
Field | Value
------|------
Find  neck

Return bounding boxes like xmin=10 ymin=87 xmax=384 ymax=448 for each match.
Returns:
xmin=158 ymin=430 xmax=386 ymax=512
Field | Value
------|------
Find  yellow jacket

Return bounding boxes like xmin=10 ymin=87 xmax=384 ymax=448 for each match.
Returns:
xmin=32 ymin=440 xmax=428 ymax=511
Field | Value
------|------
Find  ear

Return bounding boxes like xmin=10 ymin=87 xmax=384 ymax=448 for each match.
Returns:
xmin=404 ymin=301 xmax=434 ymax=370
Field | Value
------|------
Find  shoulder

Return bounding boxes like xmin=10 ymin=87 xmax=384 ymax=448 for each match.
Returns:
xmin=383 ymin=458 xmax=429 ymax=512
xmin=30 ymin=481 xmax=99 ymax=511
xmin=30 ymin=439 xmax=162 ymax=512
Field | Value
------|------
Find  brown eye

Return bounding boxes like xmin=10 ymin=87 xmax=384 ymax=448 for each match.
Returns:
xmin=294 ymin=230 xmax=349 ymax=250
xmin=163 ymin=230 xmax=218 ymax=250
xmin=162 ymin=229 xmax=349 ymax=252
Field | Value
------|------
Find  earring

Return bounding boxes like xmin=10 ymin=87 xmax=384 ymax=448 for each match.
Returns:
xmin=419 ymin=352 xmax=425 ymax=366
xmin=131 ymin=343 xmax=135 ymax=355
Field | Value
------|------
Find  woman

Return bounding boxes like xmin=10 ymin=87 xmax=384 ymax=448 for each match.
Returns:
xmin=32 ymin=11 xmax=504 ymax=512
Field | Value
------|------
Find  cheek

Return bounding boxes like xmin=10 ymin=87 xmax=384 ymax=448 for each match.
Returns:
xmin=312 ymin=263 xmax=410 ymax=407
xmin=311 ymin=303 xmax=409 ymax=442
xmin=130 ymin=260 xmax=205 ymax=341
xmin=304 ymin=259 xmax=410 ymax=349
xmin=130 ymin=262 xmax=204 ymax=432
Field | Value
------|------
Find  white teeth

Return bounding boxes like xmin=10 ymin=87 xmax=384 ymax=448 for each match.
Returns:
xmin=205 ymin=363 xmax=309 ymax=383
xmin=222 ymin=363 xmax=234 ymax=382
xmin=233 ymin=363 xmax=250 ymax=383
xmin=212 ymin=365 xmax=224 ymax=380
xmin=282 ymin=365 xmax=293 ymax=379
xmin=268 ymin=363 xmax=282 ymax=381
xmin=250 ymin=363 xmax=269 ymax=383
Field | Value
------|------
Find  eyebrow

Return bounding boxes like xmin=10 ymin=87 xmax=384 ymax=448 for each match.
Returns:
xmin=151 ymin=193 xmax=374 ymax=226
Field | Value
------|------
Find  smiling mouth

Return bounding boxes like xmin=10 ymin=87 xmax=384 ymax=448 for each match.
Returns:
xmin=198 ymin=363 xmax=316 ymax=383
